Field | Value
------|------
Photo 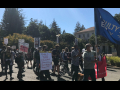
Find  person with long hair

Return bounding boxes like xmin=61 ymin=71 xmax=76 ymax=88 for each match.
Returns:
xmin=3 ymin=46 xmax=14 ymax=80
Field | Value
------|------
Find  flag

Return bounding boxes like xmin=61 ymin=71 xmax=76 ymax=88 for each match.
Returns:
xmin=94 ymin=8 xmax=120 ymax=45
xmin=88 ymin=56 xmax=107 ymax=80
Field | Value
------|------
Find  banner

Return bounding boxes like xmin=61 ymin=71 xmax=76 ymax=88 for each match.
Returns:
xmin=34 ymin=37 xmax=40 ymax=48
xmin=19 ymin=43 xmax=29 ymax=53
xmin=4 ymin=38 xmax=8 ymax=45
xmin=88 ymin=56 xmax=107 ymax=80
xmin=94 ymin=8 xmax=120 ymax=45
xmin=40 ymin=51 xmax=52 ymax=70
xmin=18 ymin=39 xmax=25 ymax=50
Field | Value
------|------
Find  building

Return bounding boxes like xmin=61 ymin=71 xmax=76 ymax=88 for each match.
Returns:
xmin=75 ymin=27 xmax=116 ymax=54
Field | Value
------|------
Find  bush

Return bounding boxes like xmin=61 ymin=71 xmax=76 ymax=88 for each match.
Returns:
xmin=3 ymin=33 xmax=34 ymax=49
xmin=107 ymin=56 xmax=120 ymax=67
xmin=40 ymin=40 xmax=55 ymax=50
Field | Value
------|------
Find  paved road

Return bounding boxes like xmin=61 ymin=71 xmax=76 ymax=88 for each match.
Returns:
xmin=0 ymin=60 xmax=120 ymax=81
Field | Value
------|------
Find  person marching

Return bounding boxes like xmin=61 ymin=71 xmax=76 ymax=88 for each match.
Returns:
xmin=15 ymin=52 xmax=24 ymax=80
xmin=39 ymin=45 xmax=53 ymax=81
xmin=52 ymin=44 xmax=62 ymax=77
xmin=3 ymin=46 xmax=14 ymax=80
xmin=82 ymin=43 xmax=99 ymax=81
xmin=63 ymin=47 xmax=70 ymax=71
xmin=71 ymin=45 xmax=81 ymax=81
xmin=27 ymin=49 xmax=33 ymax=68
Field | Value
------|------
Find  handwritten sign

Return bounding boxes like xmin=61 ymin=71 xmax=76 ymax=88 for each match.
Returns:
xmin=40 ymin=52 xmax=52 ymax=70
xmin=4 ymin=38 xmax=8 ymax=45
xmin=19 ymin=43 xmax=29 ymax=53
xmin=34 ymin=37 xmax=40 ymax=48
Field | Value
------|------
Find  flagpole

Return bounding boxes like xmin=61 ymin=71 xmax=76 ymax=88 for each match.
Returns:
xmin=94 ymin=8 xmax=99 ymax=78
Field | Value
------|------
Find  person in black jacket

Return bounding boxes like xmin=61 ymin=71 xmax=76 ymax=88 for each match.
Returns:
xmin=15 ymin=52 xmax=23 ymax=80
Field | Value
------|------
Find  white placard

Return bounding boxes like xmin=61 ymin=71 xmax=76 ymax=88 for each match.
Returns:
xmin=18 ymin=39 xmax=25 ymax=50
xmin=19 ymin=42 xmax=29 ymax=53
xmin=34 ymin=37 xmax=40 ymax=48
xmin=4 ymin=38 xmax=8 ymax=45
xmin=40 ymin=52 xmax=52 ymax=70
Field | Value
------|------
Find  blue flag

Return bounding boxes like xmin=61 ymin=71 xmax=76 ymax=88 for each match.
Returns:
xmin=94 ymin=8 xmax=120 ymax=45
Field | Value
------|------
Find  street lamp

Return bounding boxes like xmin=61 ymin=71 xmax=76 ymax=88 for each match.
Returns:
xmin=56 ymin=34 xmax=60 ymax=44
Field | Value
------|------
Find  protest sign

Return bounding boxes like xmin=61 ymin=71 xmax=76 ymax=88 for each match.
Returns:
xmin=19 ymin=43 xmax=29 ymax=53
xmin=34 ymin=37 xmax=40 ymax=48
xmin=18 ymin=39 xmax=25 ymax=49
xmin=4 ymin=38 xmax=8 ymax=45
xmin=40 ymin=51 xmax=52 ymax=70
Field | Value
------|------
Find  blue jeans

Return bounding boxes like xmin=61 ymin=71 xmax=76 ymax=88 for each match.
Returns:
xmin=82 ymin=69 xmax=96 ymax=81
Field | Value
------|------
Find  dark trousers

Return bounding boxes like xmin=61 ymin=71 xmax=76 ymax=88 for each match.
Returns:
xmin=39 ymin=70 xmax=51 ymax=80
xmin=102 ymin=77 xmax=105 ymax=81
xmin=5 ymin=60 xmax=12 ymax=77
xmin=72 ymin=64 xmax=79 ymax=81
xmin=79 ymin=61 xmax=83 ymax=71
xmin=83 ymin=69 xmax=96 ymax=81
xmin=18 ymin=62 xmax=22 ymax=78
xmin=1 ymin=58 xmax=3 ymax=71
xmin=63 ymin=61 xmax=69 ymax=70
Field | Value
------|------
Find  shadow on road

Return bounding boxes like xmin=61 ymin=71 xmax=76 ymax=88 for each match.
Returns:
xmin=0 ymin=72 xmax=6 ymax=77
xmin=107 ymin=66 xmax=120 ymax=70
xmin=27 ymin=67 xmax=33 ymax=69
xmin=62 ymin=75 xmax=72 ymax=79
xmin=57 ymin=77 xmax=66 ymax=81
xmin=107 ymin=69 xmax=117 ymax=72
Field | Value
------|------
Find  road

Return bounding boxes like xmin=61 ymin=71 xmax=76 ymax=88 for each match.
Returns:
xmin=0 ymin=60 xmax=120 ymax=81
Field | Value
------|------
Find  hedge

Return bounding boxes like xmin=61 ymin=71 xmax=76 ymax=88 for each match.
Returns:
xmin=106 ymin=56 xmax=120 ymax=67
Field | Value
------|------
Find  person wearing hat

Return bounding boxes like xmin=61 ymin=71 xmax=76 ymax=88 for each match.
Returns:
xmin=82 ymin=43 xmax=99 ymax=81
xmin=34 ymin=46 xmax=42 ymax=74
xmin=39 ymin=45 xmax=53 ymax=81
xmin=3 ymin=46 xmax=14 ymax=80
xmin=52 ymin=44 xmax=62 ymax=77
xmin=71 ymin=44 xmax=81 ymax=81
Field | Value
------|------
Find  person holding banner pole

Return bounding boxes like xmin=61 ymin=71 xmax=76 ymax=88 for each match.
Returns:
xmin=82 ymin=43 xmax=99 ymax=81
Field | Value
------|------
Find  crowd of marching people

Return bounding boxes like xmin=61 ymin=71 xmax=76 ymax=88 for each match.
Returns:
xmin=0 ymin=42 xmax=107 ymax=81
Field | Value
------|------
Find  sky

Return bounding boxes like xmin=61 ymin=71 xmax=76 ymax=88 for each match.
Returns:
xmin=0 ymin=8 xmax=120 ymax=34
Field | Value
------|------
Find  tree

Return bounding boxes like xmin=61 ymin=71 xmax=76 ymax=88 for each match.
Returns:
xmin=62 ymin=30 xmax=66 ymax=34
xmin=39 ymin=24 xmax=51 ymax=40
xmin=73 ymin=21 xmax=85 ymax=35
xmin=49 ymin=19 xmax=61 ymax=41
xmin=60 ymin=33 xmax=75 ymax=50
xmin=113 ymin=13 xmax=120 ymax=56
xmin=26 ymin=18 xmax=40 ymax=37
xmin=1 ymin=8 xmax=25 ymax=36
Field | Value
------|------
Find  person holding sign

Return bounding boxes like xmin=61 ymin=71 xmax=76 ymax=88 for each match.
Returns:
xmin=3 ymin=46 xmax=14 ymax=80
xmin=39 ymin=45 xmax=53 ymax=81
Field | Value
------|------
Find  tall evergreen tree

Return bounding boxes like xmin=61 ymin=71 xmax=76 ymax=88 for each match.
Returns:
xmin=1 ymin=8 xmax=25 ymax=36
xmin=73 ymin=21 xmax=85 ymax=35
xmin=26 ymin=18 xmax=40 ymax=38
xmin=49 ymin=19 xmax=61 ymax=42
